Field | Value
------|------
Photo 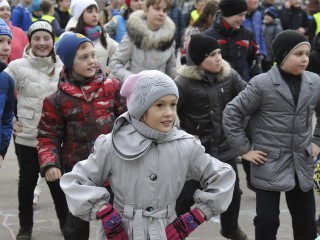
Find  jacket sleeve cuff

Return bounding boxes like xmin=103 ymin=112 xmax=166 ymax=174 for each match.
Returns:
xmin=0 ymin=149 xmax=7 ymax=158
xmin=90 ymin=199 xmax=109 ymax=220
xmin=194 ymin=203 xmax=214 ymax=220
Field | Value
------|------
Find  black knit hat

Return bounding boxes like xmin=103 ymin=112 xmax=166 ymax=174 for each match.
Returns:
xmin=188 ymin=34 xmax=220 ymax=65
xmin=272 ymin=30 xmax=310 ymax=65
xmin=28 ymin=20 xmax=55 ymax=43
xmin=219 ymin=0 xmax=247 ymax=17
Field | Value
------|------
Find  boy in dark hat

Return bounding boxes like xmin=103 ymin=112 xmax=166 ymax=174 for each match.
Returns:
xmin=175 ymin=34 xmax=248 ymax=240
xmin=223 ymin=30 xmax=319 ymax=240
xmin=203 ymin=0 xmax=259 ymax=193
xmin=37 ymin=32 xmax=127 ymax=239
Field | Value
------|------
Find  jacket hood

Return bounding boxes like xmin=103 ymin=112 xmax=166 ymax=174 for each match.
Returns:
xmin=126 ymin=10 xmax=175 ymax=51
xmin=58 ymin=65 xmax=106 ymax=102
xmin=177 ymin=59 xmax=231 ymax=82
xmin=112 ymin=112 xmax=193 ymax=161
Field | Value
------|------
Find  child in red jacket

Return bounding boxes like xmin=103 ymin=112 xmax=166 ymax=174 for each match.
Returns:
xmin=37 ymin=32 xmax=126 ymax=240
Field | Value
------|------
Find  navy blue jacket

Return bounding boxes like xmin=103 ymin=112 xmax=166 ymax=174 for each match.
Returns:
xmin=0 ymin=62 xmax=15 ymax=158
xmin=168 ymin=3 xmax=185 ymax=49
xmin=203 ymin=13 xmax=258 ymax=81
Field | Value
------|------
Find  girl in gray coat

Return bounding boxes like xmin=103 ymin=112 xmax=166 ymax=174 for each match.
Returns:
xmin=108 ymin=0 xmax=177 ymax=82
xmin=223 ymin=30 xmax=320 ymax=240
xmin=60 ymin=70 xmax=236 ymax=240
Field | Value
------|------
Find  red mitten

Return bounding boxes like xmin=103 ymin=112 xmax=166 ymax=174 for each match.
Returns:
xmin=166 ymin=208 xmax=205 ymax=240
xmin=96 ymin=204 xmax=128 ymax=240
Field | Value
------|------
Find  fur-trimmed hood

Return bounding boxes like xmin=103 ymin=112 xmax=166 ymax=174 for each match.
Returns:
xmin=177 ymin=59 xmax=231 ymax=82
xmin=126 ymin=10 xmax=176 ymax=51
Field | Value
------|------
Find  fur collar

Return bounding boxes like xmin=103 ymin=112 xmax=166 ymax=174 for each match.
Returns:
xmin=177 ymin=60 xmax=231 ymax=82
xmin=126 ymin=10 xmax=176 ymax=51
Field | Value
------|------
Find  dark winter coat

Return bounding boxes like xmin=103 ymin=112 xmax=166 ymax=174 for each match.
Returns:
xmin=168 ymin=2 xmax=185 ymax=49
xmin=306 ymin=33 xmax=320 ymax=74
xmin=175 ymin=60 xmax=246 ymax=162
xmin=37 ymin=66 xmax=127 ymax=175
xmin=280 ymin=6 xmax=310 ymax=35
xmin=203 ymin=13 xmax=258 ymax=81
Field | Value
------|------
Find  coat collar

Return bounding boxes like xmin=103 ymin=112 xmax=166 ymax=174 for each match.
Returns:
xmin=177 ymin=59 xmax=231 ymax=82
xmin=24 ymin=47 xmax=59 ymax=75
xmin=58 ymin=65 xmax=106 ymax=102
xmin=126 ymin=10 xmax=175 ymax=51
xmin=269 ymin=66 xmax=313 ymax=111
xmin=112 ymin=112 xmax=193 ymax=161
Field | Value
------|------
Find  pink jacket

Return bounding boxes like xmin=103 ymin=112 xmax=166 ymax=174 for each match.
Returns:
xmin=8 ymin=21 xmax=29 ymax=63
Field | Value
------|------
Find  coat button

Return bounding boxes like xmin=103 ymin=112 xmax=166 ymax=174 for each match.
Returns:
xmin=146 ymin=207 xmax=154 ymax=212
xmin=150 ymin=173 xmax=157 ymax=181
xmin=151 ymin=141 xmax=157 ymax=147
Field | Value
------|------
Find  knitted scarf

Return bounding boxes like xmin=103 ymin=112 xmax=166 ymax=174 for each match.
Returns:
xmin=84 ymin=25 xmax=101 ymax=41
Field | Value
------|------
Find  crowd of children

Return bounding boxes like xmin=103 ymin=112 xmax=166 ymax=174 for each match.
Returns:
xmin=0 ymin=0 xmax=320 ymax=240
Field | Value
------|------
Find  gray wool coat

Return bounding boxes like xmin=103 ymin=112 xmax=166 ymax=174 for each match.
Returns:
xmin=109 ymin=10 xmax=177 ymax=82
xmin=60 ymin=113 xmax=236 ymax=240
xmin=223 ymin=66 xmax=320 ymax=192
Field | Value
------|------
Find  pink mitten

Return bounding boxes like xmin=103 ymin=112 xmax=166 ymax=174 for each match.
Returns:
xmin=166 ymin=208 xmax=205 ymax=240
xmin=96 ymin=204 xmax=128 ymax=240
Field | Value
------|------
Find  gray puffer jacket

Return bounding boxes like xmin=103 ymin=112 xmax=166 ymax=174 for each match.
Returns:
xmin=109 ymin=10 xmax=177 ymax=82
xmin=223 ymin=66 xmax=320 ymax=192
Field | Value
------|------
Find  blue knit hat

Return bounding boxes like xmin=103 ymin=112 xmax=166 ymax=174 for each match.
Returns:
xmin=0 ymin=18 xmax=12 ymax=39
xmin=56 ymin=32 xmax=93 ymax=70
xmin=265 ymin=6 xmax=278 ymax=19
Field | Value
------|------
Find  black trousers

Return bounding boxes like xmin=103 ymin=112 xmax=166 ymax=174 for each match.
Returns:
xmin=254 ymin=179 xmax=317 ymax=240
xmin=17 ymin=144 xmax=69 ymax=227
xmin=176 ymin=158 xmax=242 ymax=235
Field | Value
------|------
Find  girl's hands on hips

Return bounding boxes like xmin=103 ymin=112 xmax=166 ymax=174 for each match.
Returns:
xmin=241 ymin=150 xmax=267 ymax=165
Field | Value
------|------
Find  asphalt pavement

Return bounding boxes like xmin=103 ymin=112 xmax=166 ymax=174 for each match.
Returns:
xmin=0 ymin=140 xmax=319 ymax=240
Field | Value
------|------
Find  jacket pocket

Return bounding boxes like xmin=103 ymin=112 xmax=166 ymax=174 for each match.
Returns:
xmin=306 ymin=105 xmax=314 ymax=129
xmin=251 ymin=148 xmax=281 ymax=181
xmin=17 ymin=108 xmax=34 ymax=119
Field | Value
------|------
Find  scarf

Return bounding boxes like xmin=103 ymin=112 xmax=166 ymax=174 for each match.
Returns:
xmin=84 ymin=25 xmax=101 ymax=41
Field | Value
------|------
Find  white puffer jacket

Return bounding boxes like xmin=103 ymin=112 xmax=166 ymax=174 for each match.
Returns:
xmin=5 ymin=48 xmax=62 ymax=147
